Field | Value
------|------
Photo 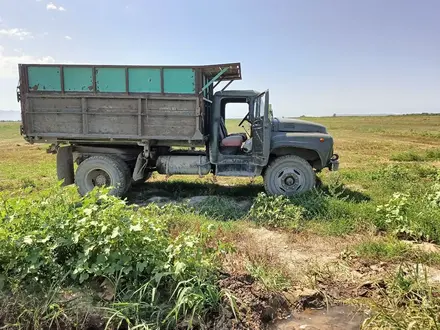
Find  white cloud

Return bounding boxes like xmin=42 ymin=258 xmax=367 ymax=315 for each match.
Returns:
xmin=64 ymin=35 xmax=72 ymax=40
xmin=46 ymin=2 xmax=66 ymax=11
xmin=46 ymin=2 xmax=57 ymax=10
xmin=0 ymin=46 xmax=55 ymax=78
xmin=0 ymin=28 xmax=34 ymax=40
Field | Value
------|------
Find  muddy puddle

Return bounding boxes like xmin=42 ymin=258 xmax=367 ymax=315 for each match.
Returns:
xmin=270 ymin=305 xmax=367 ymax=330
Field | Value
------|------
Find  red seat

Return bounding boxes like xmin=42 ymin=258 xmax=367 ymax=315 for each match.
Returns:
xmin=219 ymin=117 xmax=247 ymax=148
xmin=221 ymin=134 xmax=245 ymax=147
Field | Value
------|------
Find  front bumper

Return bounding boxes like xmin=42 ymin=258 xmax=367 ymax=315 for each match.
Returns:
xmin=329 ymin=154 xmax=339 ymax=171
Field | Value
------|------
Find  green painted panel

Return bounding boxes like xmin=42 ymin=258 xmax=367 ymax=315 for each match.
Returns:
xmin=27 ymin=66 xmax=61 ymax=91
xmin=128 ymin=68 xmax=161 ymax=93
xmin=163 ymin=68 xmax=195 ymax=94
xmin=96 ymin=67 xmax=126 ymax=92
xmin=64 ymin=67 xmax=93 ymax=92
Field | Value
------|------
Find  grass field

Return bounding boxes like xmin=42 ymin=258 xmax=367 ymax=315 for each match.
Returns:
xmin=1 ymin=115 xmax=440 ymax=329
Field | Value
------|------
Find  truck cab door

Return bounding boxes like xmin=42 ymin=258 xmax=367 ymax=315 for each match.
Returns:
xmin=251 ymin=90 xmax=271 ymax=166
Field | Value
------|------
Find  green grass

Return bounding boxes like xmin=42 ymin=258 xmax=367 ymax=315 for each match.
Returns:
xmin=391 ymin=149 xmax=440 ymax=162
xmin=246 ymin=262 xmax=292 ymax=292
xmin=0 ymin=122 xmax=22 ymax=140
xmin=391 ymin=150 xmax=426 ymax=161
xmin=359 ymin=265 xmax=440 ymax=329
xmin=426 ymin=149 xmax=440 ymax=160
xmin=354 ymin=238 xmax=440 ymax=266
xmin=0 ymin=186 xmax=226 ymax=329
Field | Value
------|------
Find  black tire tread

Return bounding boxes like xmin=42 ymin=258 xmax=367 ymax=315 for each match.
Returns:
xmin=107 ymin=156 xmax=132 ymax=194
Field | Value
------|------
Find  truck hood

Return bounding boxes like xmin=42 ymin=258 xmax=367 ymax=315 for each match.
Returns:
xmin=272 ymin=118 xmax=327 ymax=134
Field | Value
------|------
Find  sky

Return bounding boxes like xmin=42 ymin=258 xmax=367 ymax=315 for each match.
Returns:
xmin=0 ymin=0 xmax=439 ymax=118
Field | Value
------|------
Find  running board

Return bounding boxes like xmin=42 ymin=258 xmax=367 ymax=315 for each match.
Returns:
xmin=215 ymin=164 xmax=262 ymax=177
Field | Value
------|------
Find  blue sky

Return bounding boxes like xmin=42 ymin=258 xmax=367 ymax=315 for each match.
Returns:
xmin=0 ymin=0 xmax=439 ymax=117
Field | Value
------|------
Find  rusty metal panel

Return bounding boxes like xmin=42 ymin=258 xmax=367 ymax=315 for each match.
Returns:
xmin=29 ymin=97 xmax=82 ymax=134
xmin=147 ymin=98 xmax=196 ymax=112
xmin=28 ymin=66 xmax=61 ymax=91
xmin=31 ymin=113 xmax=82 ymax=134
xmin=95 ymin=67 xmax=126 ymax=92
xmin=87 ymin=98 xmax=138 ymax=114
xmin=23 ymin=95 xmax=201 ymax=140
xmin=143 ymin=98 xmax=198 ymax=138
xmin=30 ymin=97 xmax=82 ymax=113
xmin=87 ymin=114 xmax=138 ymax=135
xmin=64 ymin=67 xmax=93 ymax=92
xmin=86 ymin=98 xmax=139 ymax=135
xmin=21 ymin=97 xmax=203 ymax=141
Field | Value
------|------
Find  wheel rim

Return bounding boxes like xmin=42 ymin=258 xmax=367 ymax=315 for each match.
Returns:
xmin=274 ymin=167 xmax=305 ymax=194
xmin=85 ymin=168 xmax=112 ymax=191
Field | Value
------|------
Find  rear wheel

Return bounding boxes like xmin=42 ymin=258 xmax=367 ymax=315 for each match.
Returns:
xmin=75 ymin=155 xmax=130 ymax=197
xmin=264 ymin=155 xmax=316 ymax=196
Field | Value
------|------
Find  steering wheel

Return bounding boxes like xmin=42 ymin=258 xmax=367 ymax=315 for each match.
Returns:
xmin=238 ymin=112 xmax=250 ymax=127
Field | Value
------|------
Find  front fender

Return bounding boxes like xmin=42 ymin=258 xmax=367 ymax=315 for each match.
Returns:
xmin=271 ymin=132 xmax=334 ymax=168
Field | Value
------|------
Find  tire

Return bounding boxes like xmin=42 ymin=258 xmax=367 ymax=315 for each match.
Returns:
xmin=112 ymin=157 xmax=132 ymax=194
xmin=75 ymin=155 xmax=130 ymax=197
xmin=264 ymin=155 xmax=316 ymax=196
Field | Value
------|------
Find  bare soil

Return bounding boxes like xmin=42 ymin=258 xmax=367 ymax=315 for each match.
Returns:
xmin=208 ymin=273 xmax=290 ymax=330
xmin=221 ymin=227 xmax=406 ymax=329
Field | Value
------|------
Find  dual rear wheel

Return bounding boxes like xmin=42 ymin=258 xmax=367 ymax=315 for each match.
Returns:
xmin=75 ymin=155 xmax=151 ymax=197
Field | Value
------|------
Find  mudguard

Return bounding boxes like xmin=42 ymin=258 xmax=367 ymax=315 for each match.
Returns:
xmin=56 ymin=146 xmax=74 ymax=186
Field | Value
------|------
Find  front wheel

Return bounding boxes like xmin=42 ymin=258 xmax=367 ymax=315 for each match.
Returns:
xmin=264 ymin=155 xmax=316 ymax=196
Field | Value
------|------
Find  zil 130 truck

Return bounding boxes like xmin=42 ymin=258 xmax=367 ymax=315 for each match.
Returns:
xmin=17 ymin=62 xmax=339 ymax=197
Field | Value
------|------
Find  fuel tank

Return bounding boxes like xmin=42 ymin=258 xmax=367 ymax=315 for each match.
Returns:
xmin=156 ymin=155 xmax=211 ymax=175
